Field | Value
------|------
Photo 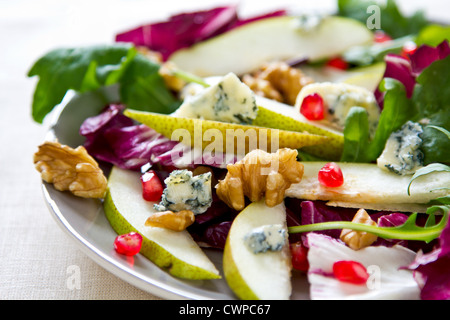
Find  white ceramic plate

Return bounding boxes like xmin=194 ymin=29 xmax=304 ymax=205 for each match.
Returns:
xmin=41 ymin=86 xmax=310 ymax=300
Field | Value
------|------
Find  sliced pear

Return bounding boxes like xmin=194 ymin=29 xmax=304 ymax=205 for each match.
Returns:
xmin=286 ymin=162 xmax=450 ymax=206
xmin=223 ymin=201 xmax=292 ymax=300
xmin=341 ymin=62 xmax=386 ymax=91
xmin=104 ymin=166 xmax=220 ymax=280
xmin=169 ymin=16 xmax=373 ymax=77
xmin=124 ymin=109 xmax=329 ymax=155
xmin=253 ymin=106 xmax=343 ymax=160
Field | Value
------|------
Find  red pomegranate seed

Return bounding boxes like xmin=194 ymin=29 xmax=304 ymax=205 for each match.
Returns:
xmin=141 ymin=170 xmax=164 ymax=202
xmin=290 ymin=241 xmax=309 ymax=272
xmin=374 ymin=31 xmax=392 ymax=43
xmin=326 ymin=57 xmax=349 ymax=70
xmin=318 ymin=162 xmax=344 ymax=188
xmin=401 ymin=41 xmax=418 ymax=59
xmin=114 ymin=232 xmax=143 ymax=256
xmin=300 ymin=93 xmax=325 ymax=120
xmin=333 ymin=260 xmax=369 ymax=285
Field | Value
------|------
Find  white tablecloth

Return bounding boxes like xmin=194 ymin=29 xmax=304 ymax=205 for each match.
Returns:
xmin=0 ymin=0 xmax=448 ymax=300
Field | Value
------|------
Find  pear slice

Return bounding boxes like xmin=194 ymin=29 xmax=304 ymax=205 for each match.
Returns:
xmin=341 ymin=62 xmax=386 ymax=91
xmin=253 ymin=105 xmax=343 ymax=160
xmin=223 ymin=201 xmax=292 ymax=300
xmin=104 ymin=166 xmax=220 ymax=280
xmin=124 ymin=109 xmax=329 ymax=155
xmin=169 ymin=16 xmax=373 ymax=76
xmin=286 ymin=162 xmax=450 ymax=206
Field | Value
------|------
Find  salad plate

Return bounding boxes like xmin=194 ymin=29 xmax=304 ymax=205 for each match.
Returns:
xmin=43 ymin=86 xmax=310 ymax=300
xmin=31 ymin=1 xmax=450 ymax=301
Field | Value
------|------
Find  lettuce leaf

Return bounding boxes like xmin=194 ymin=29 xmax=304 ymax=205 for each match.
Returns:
xmin=338 ymin=0 xmax=427 ymax=39
xmin=28 ymin=44 xmax=180 ymax=123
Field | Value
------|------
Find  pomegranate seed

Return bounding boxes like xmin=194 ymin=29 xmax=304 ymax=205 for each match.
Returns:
xmin=401 ymin=41 xmax=418 ymax=59
xmin=326 ymin=57 xmax=349 ymax=70
xmin=333 ymin=260 xmax=369 ymax=285
xmin=300 ymin=93 xmax=325 ymax=120
xmin=114 ymin=232 xmax=143 ymax=256
xmin=374 ymin=31 xmax=392 ymax=43
xmin=290 ymin=241 xmax=309 ymax=272
xmin=141 ymin=170 xmax=164 ymax=202
xmin=318 ymin=162 xmax=344 ymax=188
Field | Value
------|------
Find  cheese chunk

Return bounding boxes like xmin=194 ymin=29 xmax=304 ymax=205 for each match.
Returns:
xmin=377 ymin=121 xmax=424 ymax=175
xmin=244 ymin=224 xmax=287 ymax=254
xmin=154 ymin=169 xmax=212 ymax=214
xmin=174 ymin=72 xmax=258 ymax=124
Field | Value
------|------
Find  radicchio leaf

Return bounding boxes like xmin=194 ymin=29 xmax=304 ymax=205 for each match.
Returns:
xmin=406 ymin=205 xmax=450 ymax=300
xmin=115 ymin=5 xmax=286 ymax=60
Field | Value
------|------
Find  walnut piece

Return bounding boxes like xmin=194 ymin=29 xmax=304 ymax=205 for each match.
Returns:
xmin=158 ymin=61 xmax=187 ymax=92
xmin=136 ymin=46 xmax=163 ymax=64
xmin=242 ymin=74 xmax=283 ymax=103
xmin=242 ymin=62 xmax=313 ymax=105
xmin=216 ymin=148 xmax=304 ymax=211
xmin=34 ymin=141 xmax=107 ymax=198
xmin=340 ymin=208 xmax=378 ymax=250
xmin=145 ymin=210 xmax=195 ymax=231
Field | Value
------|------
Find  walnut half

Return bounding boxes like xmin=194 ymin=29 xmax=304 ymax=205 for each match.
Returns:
xmin=243 ymin=61 xmax=314 ymax=106
xmin=340 ymin=208 xmax=378 ymax=250
xmin=216 ymin=148 xmax=304 ymax=211
xmin=145 ymin=210 xmax=195 ymax=232
xmin=34 ymin=141 xmax=107 ymax=198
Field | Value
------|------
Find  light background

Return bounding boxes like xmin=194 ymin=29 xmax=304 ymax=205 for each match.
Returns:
xmin=0 ymin=0 xmax=448 ymax=300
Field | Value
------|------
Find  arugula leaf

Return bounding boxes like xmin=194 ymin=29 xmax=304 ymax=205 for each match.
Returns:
xmin=338 ymin=0 xmax=428 ymax=39
xmin=429 ymin=196 xmax=450 ymax=205
xmin=288 ymin=205 xmax=449 ymax=243
xmin=340 ymin=107 xmax=371 ymax=162
xmin=342 ymin=35 xmax=413 ymax=66
xmin=413 ymin=56 xmax=450 ymax=117
xmin=407 ymin=163 xmax=450 ymax=195
xmin=413 ymin=56 xmax=450 ymax=164
xmin=427 ymin=125 xmax=450 ymax=140
xmin=28 ymin=44 xmax=180 ymax=123
xmin=118 ymin=54 xmax=181 ymax=114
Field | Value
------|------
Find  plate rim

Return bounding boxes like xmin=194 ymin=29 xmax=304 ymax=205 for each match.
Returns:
xmin=40 ymin=90 xmax=233 ymax=300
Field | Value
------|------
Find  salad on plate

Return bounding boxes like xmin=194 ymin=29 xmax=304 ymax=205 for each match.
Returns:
xmin=29 ymin=0 xmax=450 ymax=300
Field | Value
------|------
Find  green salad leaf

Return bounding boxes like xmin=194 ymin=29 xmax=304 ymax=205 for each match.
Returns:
xmin=288 ymin=205 xmax=449 ymax=243
xmin=413 ymin=56 xmax=450 ymax=164
xmin=416 ymin=24 xmax=450 ymax=47
xmin=407 ymin=163 xmax=450 ymax=195
xmin=28 ymin=44 xmax=180 ymax=123
xmin=338 ymin=0 xmax=428 ymax=39
xmin=340 ymin=106 xmax=371 ymax=162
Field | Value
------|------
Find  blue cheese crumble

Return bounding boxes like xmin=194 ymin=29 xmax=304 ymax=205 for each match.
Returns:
xmin=174 ymin=72 xmax=258 ymax=124
xmin=244 ymin=224 xmax=287 ymax=254
xmin=377 ymin=121 xmax=424 ymax=175
xmin=154 ymin=169 xmax=212 ymax=214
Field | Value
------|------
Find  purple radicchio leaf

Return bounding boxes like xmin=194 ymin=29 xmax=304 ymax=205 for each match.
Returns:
xmin=115 ymin=5 xmax=286 ymax=61
xmin=405 ymin=209 xmax=450 ymax=300
xmin=410 ymin=40 xmax=450 ymax=75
